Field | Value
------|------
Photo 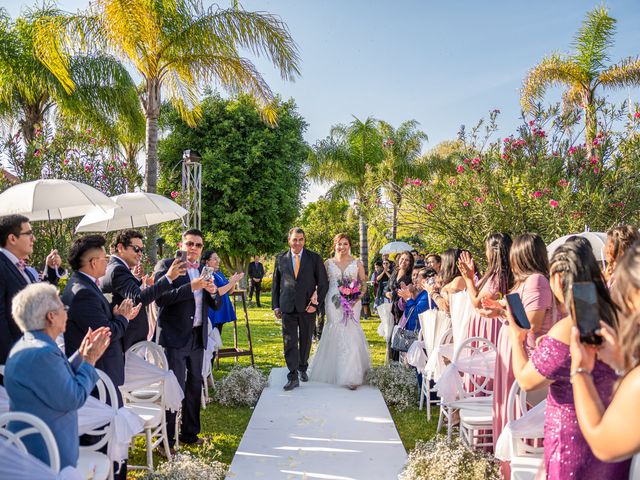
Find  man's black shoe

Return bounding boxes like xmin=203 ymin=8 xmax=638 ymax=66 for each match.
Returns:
xmin=299 ymin=371 xmax=309 ymax=382
xmin=283 ymin=378 xmax=300 ymax=390
xmin=180 ymin=436 xmax=205 ymax=446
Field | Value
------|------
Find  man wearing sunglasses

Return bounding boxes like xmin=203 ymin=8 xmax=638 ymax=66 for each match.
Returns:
xmin=100 ymin=229 xmax=187 ymax=351
xmin=153 ymin=228 xmax=221 ymax=455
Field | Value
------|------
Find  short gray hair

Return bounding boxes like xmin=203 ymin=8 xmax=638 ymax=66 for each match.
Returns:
xmin=11 ymin=283 xmax=61 ymax=332
xmin=288 ymin=227 xmax=305 ymax=239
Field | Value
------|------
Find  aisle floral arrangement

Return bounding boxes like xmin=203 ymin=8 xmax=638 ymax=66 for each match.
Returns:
xmin=399 ymin=436 xmax=500 ymax=480
xmin=141 ymin=452 xmax=227 ymax=480
xmin=365 ymin=362 xmax=418 ymax=410
xmin=213 ymin=366 xmax=268 ymax=407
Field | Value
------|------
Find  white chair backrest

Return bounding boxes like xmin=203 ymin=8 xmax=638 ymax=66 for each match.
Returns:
xmin=453 ymin=336 xmax=497 ymax=398
xmin=449 ymin=290 xmax=474 ymax=354
xmin=631 ymin=453 xmax=640 ymax=480
xmin=506 ymin=380 xmax=546 ymax=456
xmin=127 ymin=341 xmax=168 ymax=371
xmin=419 ymin=309 xmax=452 ymax=356
xmin=80 ymin=370 xmax=116 ymax=452
xmin=0 ymin=411 xmax=61 ymax=472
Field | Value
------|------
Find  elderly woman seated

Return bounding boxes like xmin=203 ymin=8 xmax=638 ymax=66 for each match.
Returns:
xmin=3 ymin=283 xmax=110 ymax=469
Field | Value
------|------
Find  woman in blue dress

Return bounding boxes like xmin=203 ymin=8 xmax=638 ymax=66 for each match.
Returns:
xmin=202 ymin=250 xmax=244 ymax=333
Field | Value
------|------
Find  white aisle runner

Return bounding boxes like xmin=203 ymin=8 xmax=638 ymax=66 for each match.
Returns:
xmin=226 ymin=367 xmax=407 ymax=480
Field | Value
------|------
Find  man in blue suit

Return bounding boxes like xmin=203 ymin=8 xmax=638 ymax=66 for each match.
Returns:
xmin=0 ymin=214 xmax=64 ymax=365
xmin=154 ymin=228 xmax=221 ymax=456
xmin=101 ymin=229 xmax=186 ymax=351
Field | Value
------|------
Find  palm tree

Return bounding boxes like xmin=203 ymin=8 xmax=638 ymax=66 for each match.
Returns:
xmin=0 ymin=7 xmax=141 ymax=148
xmin=33 ymin=1 xmax=300 ymax=260
xmin=378 ymin=120 xmax=428 ymax=241
xmin=521 ymin=6 xmax=640 ymax=157
xmin=308 ymin=117 xmax=383 ymax=274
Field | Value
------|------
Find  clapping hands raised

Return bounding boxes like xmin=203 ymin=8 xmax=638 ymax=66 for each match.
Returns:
xmin=113 ymin=298 xmax=142 ymax=320
xmin=79 ymin=326 xmax=111 ymax=366
xmin=457 ymin=251 xmax=475 ymax=280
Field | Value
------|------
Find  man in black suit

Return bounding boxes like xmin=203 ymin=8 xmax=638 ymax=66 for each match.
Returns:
xmin=100 ymin=229 xmax=186 ymax=351
xmin=272 ymin=227 xmax=329 ymax=390
xmin=0 ymin=214 xmax=63 ymax=365
xmin=247 ymin=255 xmax=265 ymax=307
xmin=154 ymin=228 xmax=221 ymax=455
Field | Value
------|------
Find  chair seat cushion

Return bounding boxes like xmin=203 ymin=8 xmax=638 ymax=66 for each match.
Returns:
xmin=124 ymin=403 xmax=162 ymax=428
xmin=459 ymin=405 xmax=492 ymax=424
xmin=77 ymin=450 xmax=111 ymax=480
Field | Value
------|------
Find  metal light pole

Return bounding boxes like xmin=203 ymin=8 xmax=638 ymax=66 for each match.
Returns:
xmin=181 ymin=149 xmax=202 ymax=230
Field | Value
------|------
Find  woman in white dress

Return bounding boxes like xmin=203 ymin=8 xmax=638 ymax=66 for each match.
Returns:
xmin=309 ymin=233 xmax=372 ymax=389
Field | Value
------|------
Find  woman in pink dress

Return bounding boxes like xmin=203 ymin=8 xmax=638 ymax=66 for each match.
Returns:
xmin=508 ymin=240 xmax=630 ymax=479
xmin=480 ymin=233 xmax=555 ymax=459
xmin=458 ymin=233 xmax=513 ymax=346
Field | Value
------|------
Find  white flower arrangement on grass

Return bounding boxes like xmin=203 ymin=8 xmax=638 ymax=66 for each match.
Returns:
xmin=141 ymin=452 xmax=227 ymax=480
xmin=213 ymin=365 xmax=268 ymax=407
xmin=365 ymin=361 xmax=418 ymax=410
xmin=399 ymin=436 xmax=500 ymax=480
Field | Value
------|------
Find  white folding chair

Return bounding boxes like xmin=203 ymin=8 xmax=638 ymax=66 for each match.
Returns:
xmin=419 ymin=310 xmax=452 ymax=420
xmin=506 ymin=381 xmax=545 ymax=480
xmin=77 ymin=369 xmax=114 ymax=480
xmin=0 ymin=411 xmax=60 ymax=472
xmin=436 ymin=336 xmax=496 ymax=445
xmin=122 ymin=341 xmax=173 ymax=471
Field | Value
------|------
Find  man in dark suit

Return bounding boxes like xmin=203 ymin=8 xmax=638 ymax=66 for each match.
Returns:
xmin=0 ymin=214 xmax=63 ymax=365
xmin=62 ymin=234 xmax=139 ymax=480
xmin=154 ymin=228 xmax=221 ymax=455
xmin=101 ymin=229 xmax=186 ymax=351
xmin=272 ymin=227 xmax=329 ymax=390
xmin=247 ymin=255 xmax=265 ymax=307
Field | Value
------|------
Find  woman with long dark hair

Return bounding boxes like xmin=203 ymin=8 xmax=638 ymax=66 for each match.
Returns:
xmin=426 ymin=248 xmax=466 ymax=314
xmin=385 ymin=251 xmax=414 ymax=360
xmin=507 ymin=240 xmax=630 ymax=479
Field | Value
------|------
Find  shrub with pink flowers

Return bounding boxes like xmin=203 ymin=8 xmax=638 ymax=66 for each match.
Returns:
xmin=399 ymin=104 xmax=640 ymax=259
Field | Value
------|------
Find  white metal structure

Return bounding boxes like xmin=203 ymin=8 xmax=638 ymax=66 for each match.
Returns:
xmin=181 ymin=149 xmax=202 ymax=229
xmin=0 ymin=411 xmax=61 ymax=472
xmin=418 ymin=311 xmax=452 ymax=420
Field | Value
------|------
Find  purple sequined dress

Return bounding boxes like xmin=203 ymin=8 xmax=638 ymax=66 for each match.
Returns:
xmin=531 ymin=336 xmax=631 ymax=479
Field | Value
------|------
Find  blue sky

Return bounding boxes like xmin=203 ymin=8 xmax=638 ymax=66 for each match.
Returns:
xmin=5 ymin=0 xmax=640 ymax=200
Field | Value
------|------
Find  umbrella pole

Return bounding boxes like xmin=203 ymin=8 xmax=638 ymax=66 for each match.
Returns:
xmin=47 ymin=210 xmax=55 ymax=253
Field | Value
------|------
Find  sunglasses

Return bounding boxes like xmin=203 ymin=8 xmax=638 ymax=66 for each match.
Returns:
xmin=130 ymin=245 xmax=144 ymax=254
xmin=184 ymin=241 xmax=204 ymax=248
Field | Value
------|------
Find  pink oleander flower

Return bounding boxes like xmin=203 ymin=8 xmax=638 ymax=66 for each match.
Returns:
xmin=34 ymin=149 xmax=41 ymax=157
xmin=475 ymin=197 xmax=484 ymax=203
xmin=463 ymin=158 xmax=470 ymax=164
xmin=412 ymin=179 xmax=423 ymax=186
xmin=558 ymin=179 xmax=569 ymax=187
xmin=63 ymin=158 xmax=69 ymax=166
xmin=594 ymin=167 xmax=600 ymax=174
xmin=501 ymin=153 xmax=509 ymax=160
xmin=592 ymin=138 xmax=599 ymax=146
xmin=568 ymin=146 xmax=578 ymax=155
xmin=462 ymin=201 xmax=470 ymax=207
xmin=635 ymin=112 xmax=640 ymax=119
xmin=170 ymin=191 xmax=179 ymax=199
xmin=528 ymin=120 xmax=535 ymax=127
xmin=531 ymin=191 xmax=543 ymax=199
xmin=448 ymin=177 xmax=457 ymax=186
xmin=549 ymin=199 xmax=559 ymax=208
xmin=121 ymin=161 xmax=127 ymax=167
xmin=471 ymin=157 xmax=480 ymax=166
xmin=543 ymin=187 xmax=550 ymax=194
xmin=108 ymin=165 xmax=115 ymax=172
xmin=456 ymin=165 xmax=465 ymax=173
xmin=426 ymin=203 xmax=435 ymax=212
xmin=589 ymin=156 xmax=598 ymax=165
xmin=503 ymin=137 xmax=510 ymax=143
xmin=84 ymin=165 xmax=93 ymax=172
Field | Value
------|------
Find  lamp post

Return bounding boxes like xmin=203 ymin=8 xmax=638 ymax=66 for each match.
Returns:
xmin=181 ymin=149 xmax=202 ymax=230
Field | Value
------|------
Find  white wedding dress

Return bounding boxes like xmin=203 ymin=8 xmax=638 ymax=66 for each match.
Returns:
xmin=309 ymin=259 xmax=372 ymax=386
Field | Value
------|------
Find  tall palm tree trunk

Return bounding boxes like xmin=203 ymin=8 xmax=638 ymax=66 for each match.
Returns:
xmin=143 ymin=79 xmax=161 ymax=262
xmin=359 ymin=213 xmax=369 ymax=276
xmin=391 ymin=203 xmax=398 ymax=242
xmin=583 ymin=90 xmax=597 ymax=159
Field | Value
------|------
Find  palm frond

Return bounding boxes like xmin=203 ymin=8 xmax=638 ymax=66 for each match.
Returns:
xmin=599 ymin=57 xmax=640 ymax=89
xmin=520 ymin=54 xmax=585 ymax=112
xmin=572 ymin=6 xmax=616 ymax=74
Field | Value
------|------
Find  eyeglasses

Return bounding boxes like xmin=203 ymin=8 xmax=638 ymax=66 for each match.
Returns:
xmin=184 ymin=241 xmax=204 ymax=248
xmin=51 ymin=305 xmax=69 ymax=314
xmin=16 ymin=230 xmax=34 ymax=237
xmin=129 ymin=245 xmax=144 ymax=254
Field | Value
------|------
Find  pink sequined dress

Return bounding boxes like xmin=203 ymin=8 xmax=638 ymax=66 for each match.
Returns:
xmin=493 ymin=273 xmax=555 ymax=451
xmin=531 ymin=336 xmax=631 ymax=479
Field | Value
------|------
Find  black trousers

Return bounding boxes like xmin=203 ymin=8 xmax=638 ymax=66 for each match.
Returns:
xmin=249 ymin=280 xmax=262 ymax=305
xmin=165 ymin=326 xmax=204 ymax=446
xmin=282 ymin=311 xmax=315 ymax=381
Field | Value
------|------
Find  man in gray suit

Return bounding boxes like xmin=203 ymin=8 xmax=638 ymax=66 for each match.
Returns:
xmin=272 ymin=227 xmax=329 ymax=390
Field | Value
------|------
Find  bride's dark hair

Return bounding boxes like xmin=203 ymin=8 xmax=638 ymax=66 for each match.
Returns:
xmin=332 ymin=233 xmax=351 ymax=255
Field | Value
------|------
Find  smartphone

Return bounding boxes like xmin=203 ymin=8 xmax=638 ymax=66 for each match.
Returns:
xmin=505 ymin=293 xmax=531 ymax=329
xmin=571 ymin=282 xmax=603 ymax=345
xmin=201 ymin=266 xmax=214 ymax=281
xmin=175 ymin=250 xmax=187 ymax=262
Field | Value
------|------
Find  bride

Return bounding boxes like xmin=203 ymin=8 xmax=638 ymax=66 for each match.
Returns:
xmin=309 ymin=233 xmax=372 ymax=389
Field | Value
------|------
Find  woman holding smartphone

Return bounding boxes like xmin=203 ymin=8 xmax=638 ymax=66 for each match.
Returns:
xmin=569 ymin=241 xmax=640 ymax=466
xmin=506 ymin=241 xmax=630 ymax=479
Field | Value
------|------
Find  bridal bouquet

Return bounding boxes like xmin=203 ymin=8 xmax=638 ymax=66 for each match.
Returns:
xmin=332 ymin=275 xmax=362 ymax=324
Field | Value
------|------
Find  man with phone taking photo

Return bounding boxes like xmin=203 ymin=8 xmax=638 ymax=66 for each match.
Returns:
xmin=154 ymin=228 xmax=222 ymax=456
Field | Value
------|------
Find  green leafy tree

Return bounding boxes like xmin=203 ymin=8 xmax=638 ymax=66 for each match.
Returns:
xmin=521 ymin=6 xmax=640 ymax=157
xmin=33 ymin=0 xmax=301 ymax=261
xmin=296 ymin=199 xmax=359 ymax=260
xmin=157 ymin=94 xmax=308 ymax=272
xmin=308 ymin=117 xmax=383 ymax=275
xmin=378 ymin=120 xmax=428 ymax=241
xmin=0 ymin=6 xmax=141 ymax=146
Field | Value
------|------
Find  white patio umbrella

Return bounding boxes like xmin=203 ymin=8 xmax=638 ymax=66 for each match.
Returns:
xmin=0 ymin=179 xmax=119 ymax=221
xmin=75 ymin=192 xmax=187 ymax=232
xmin=546 ymin=231 xmax=607 ymax=262
xmin=379 ymin=241 xmax=414 ymax=255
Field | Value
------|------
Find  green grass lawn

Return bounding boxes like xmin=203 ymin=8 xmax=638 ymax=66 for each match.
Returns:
xmin=128 ymin=296 xmax=439 ymax=476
